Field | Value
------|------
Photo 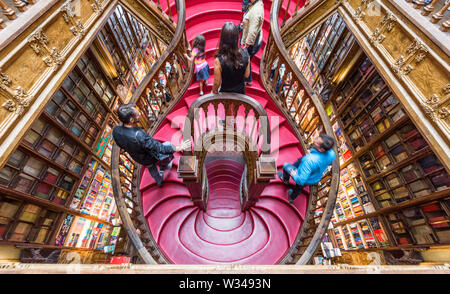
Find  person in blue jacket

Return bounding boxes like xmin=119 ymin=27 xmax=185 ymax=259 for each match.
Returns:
xmin=278 ymin=134 xmax=336 ymax=204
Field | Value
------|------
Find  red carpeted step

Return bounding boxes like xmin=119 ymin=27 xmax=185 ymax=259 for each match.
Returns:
xmin=253 ymin=197 xmax=302 ymax=244
xmin=141 ymin=182 xmax=191 ymax=215
xmin=140 ymin=168 xmax=184 ymax=191
xmin=186 ymin=10 xmax=243 ymax=41
xmin=270 ymin=125 xmax=301 ymax=153
xmin=140 ymin=0 xmax=309 ymax=265
xmin=185 ymin=0 xmax=242 ymax=18
xmin=274 ymin=145 xmax=303 ymax=168
xmin=147 ymin=195 xmax=195 ymax=242
xmin=259 ymin=182 xmax=309 ymax=213
xmin=166 ymin=106 xmax=189 ymax=130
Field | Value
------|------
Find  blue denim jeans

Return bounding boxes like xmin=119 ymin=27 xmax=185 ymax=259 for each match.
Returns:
xmin=282 ymin=157 xmax=304 ymax=201
xmin=244 ymin=40 xmax=263 ymax=83
xmin=146 ymin=141 xmax=173 ymax=186
xmin=242 ymin=0 xmax=251 ymax=11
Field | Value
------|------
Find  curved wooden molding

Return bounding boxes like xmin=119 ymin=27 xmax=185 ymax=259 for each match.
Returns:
xmin=279 ymin=0 xmax=450 ymax=171
xmin=339 ymin=0 xmax=450 ymax=170
xmin=0 ymin=0 xmax=118 ymax=166
xmin=0 ymin=0 xmax=177 ymax=168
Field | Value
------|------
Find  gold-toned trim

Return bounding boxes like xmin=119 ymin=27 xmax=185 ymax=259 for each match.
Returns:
xmin=61 ymin=2 xmax=86 ymax=37
xmin=0 ymin=71 xmax=34 ymax=115
xmin=391 ymin=39 xmax=428 ymax=76
xmin=370 ymin=12 xmax=397 ymax=45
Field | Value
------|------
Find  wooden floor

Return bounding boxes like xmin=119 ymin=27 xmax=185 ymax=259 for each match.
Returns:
xmin=1 ymin=264 xmax=449 ymax=274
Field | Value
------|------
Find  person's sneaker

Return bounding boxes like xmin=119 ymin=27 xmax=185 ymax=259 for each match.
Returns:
xmin=199 ymin=91 xmax=204 ymax=96
xmin=288 ymin=189 xmax=295 ymax=204
xmin=159 ymin=159 xmax=173 ymax=182
xmin=165 ymin=159 xmax=173 ymax=171
xmin=278 ymin=171 xmax=288 ymax=185
xmin=156 ymin=174 xmax=163 ymax=187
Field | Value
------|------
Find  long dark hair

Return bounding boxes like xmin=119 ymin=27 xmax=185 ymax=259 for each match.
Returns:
xmin=192 ymin=34 xmax=206 ymax=59
xmin=215 ymin=22 xmax=244 ymax=69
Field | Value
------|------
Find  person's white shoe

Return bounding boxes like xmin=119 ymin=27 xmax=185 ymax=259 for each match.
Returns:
xmin=199 ymin=91 xmax=204 ymax=96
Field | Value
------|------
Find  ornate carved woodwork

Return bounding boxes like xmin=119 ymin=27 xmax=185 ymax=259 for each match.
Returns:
xmin=0 ymin=0 xmax=180 ymax=169
xmin=110 ymin=0 xmax=192 ymax=264
xmin=279 ymin=0 xmax=450 ymax=171
xmin=178 ymin=93 xmax=276 ymax=211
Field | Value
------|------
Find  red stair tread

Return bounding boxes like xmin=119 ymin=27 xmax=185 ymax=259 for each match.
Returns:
xmin=253 ymin=197 xmax=302 ymax=244
xmin=166 ymin=106 xmax=189 ymax=130
xmin=147 ymin=196 xmax=196 ymax=242
xmin=176 ymin=211 xmax=270 ymax=262
xmin=261 ymin=184 xmax=309 ymax=214
xmin=233 ymin=208 xmax=290 ymax=264
xmin=274 ymin=145 xmax=303 ymax=168
xmin=270 ymin=125 xmax=301 ymax=153
xmin=140 ymin=168 xmax=184 ymax=191
xmin=195 ymin=212 xmax=254 ymax=245
xmin=141 ymin=182 xmax=191 ymax=216
xmin=202 ymin=209 xmax=246 ymax=231
xmin=153 ymin=122 xmax=183 ymax=143
xmin=185 ymin=0 xmax=242 ymax=18
xmin=139 ymin=0 xmax=309 ymax=265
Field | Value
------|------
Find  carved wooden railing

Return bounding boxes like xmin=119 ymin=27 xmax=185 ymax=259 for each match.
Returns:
xmin=149 ymin=0 xmax=176 ymax=22
xmin=178 ymin=93 xmax=277 ymax=212
xmin=406 ymin=0 xmax=450 ymax=32
xmin=0 ymin=0 xmax=36 ymax=30
xmin=111 ymin=0 xmax=193 ymax=264
xmin=260 ymin=0 xmax=340 ymax=265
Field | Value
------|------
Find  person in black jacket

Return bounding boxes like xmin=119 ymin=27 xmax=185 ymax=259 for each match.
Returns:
xmin=112 ymin=104 xmax=191 ymax=186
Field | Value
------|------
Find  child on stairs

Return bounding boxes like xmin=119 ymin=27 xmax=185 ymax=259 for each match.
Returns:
xmin=185 ymin=34 xmax=210 ymax=96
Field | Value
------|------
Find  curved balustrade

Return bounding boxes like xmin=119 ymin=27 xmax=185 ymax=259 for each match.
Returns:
xmin=111 ymin=0 xmax=192 ymax=264
xmin=178 ymin=93 xmax=276 ymax=212
xmin=0 ymin=0 xmax=35 ymax=30
xmin=111 ymin=0 xmax=336 ymax=265
xmin=406 ymin=0 xmax=450 ymax=32
xmin=260 ymin=0 xmax=340 ymax=264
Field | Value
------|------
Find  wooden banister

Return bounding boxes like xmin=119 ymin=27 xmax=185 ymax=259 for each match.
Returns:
xmin=0 ymin=0 xmax=17 ymax=20
xmin=260 ymin=0 xmax=340 ymax=265
xmin=178 ymin=92 xmax=276 ymax=211
xmin=111 ymin=0 xmax=193 ymax=264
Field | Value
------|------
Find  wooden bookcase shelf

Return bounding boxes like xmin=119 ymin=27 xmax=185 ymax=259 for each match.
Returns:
xmin=0 ymin=4 xmax=162 ymax=256
xmin=290 ymin=12 xmax=450 ymax=253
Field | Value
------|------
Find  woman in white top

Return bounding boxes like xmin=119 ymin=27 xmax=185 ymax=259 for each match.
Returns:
xmin=240 ymin=0 xmax=264 ymax=86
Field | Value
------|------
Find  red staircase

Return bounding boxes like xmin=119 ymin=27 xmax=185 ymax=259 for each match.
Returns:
xmin=139 ymin=0 xmax=308 ymax=264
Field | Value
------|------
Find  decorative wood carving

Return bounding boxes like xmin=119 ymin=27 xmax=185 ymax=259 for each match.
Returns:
xmin=0 ymin=71 xmax=33 ymax=115
xmin=27 ymin=29 xmax=64 ymax=68
xmin=0 ymin=0 xmax=17 ymax=20
xmin=352 ymin=0 xmax=374 ymax=22
xmin=13 ymin=0 xmax=27 ymax=12
xmin=0 ymin=0 xmax=117 ymax=151
xmin=370 ymin=12 xmax=397 ymax=45
xmin=19 ymin=248 xmax=61 ymax=264
xmin=336 ymin=0 xmax=449 ymax=164
xmin=422 ymin=84 xmax=450 ymax=122
xmin=61 ymin=2 xmax=86 ymax=37
xmin=90 ymin=0 xmax=105 ymax=13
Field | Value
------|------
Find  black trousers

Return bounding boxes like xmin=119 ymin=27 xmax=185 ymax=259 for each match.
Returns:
xmin=244 ymin=40 xmax=263 ymax=83
xmin=146 ymin=142 xmax=173 ymax=186
xmin=281 ymin=157 xmax=304 ymax=201
xmin=242 ymin=0 xmax=251 ymax=12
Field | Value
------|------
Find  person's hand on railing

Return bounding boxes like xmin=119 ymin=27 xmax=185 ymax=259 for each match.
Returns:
xmin=175 ymin=139 xmax=192 ymax=152
xmin=184 ymin=52 xmax=193 ymax=62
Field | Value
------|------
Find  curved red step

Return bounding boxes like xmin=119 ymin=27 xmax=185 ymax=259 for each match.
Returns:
xmin=140 ymin=0 xmax=308 ymax=264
